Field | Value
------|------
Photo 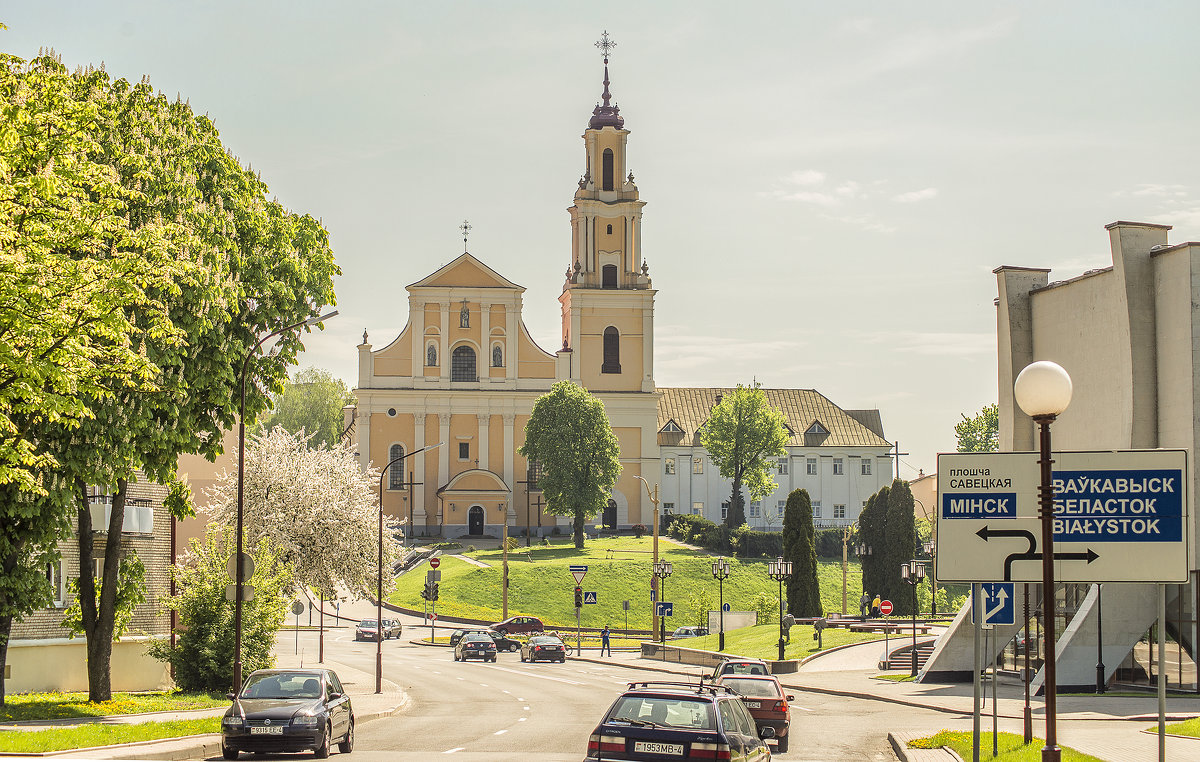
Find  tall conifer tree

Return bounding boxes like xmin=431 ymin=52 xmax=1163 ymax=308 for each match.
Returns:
xmin=782 ymin=489 xmax=822 ymax=617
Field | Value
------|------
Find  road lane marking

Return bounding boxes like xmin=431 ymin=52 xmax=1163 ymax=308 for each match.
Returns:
xmin=443 ymin=748 xmax=464 ymax=754
xmin=479 ymin=683 xmax=488 ymax=687
xmin=524 ymin=706 xmax=530 ymax=710
xmin=518 ymin=717 xmax=526 ymax=722
xmin=502 ymin=690 xmax=511 ymax=694
xmin=456 ymin=677 xmax=464 ymax=681
xmin=494 ymin=729 xmax=508 ymax=735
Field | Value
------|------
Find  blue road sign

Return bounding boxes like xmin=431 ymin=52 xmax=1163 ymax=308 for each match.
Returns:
xmin=722 ymin=603 xmax=731 ymax=612
xmin=583 ymin=591 xmax=598 ymax=605
xmin=656 ymin=602 xmax=673 ymax=617
xmin=651 ymin=587 xmax=657 ymax=602
xmin=971 ymin=582 xmax=1016 ymax=627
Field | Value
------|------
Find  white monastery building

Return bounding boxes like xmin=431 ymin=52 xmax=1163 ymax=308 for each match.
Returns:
xmin=350 ymin=40 xmax=894 ymax=539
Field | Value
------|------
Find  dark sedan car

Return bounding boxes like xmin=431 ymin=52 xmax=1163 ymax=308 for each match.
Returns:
xmin=221 ymin=668 xmax=353 ymax=759
xmin=449 ymin=627 xmax=490 ymax=647
xmin=520 ymin=634 xmax=567 ymax=663
xmin=455 ymin=632 xmax=497 ymax=662
xmin=354 ymin=619 xmax=382 ymax=642
xmin=491 ymin=615 xmax=544 ymax=635
xmin=489 ymin=630 xmax=522 ymax=652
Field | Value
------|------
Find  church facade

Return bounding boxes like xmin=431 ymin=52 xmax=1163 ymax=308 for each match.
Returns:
xmin=351 ymin=48 xmax=893 ymax=539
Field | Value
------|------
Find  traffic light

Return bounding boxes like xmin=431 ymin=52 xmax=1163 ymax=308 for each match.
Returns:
xmin=421 ymin=580 xmax=435 ymax=601
xmin=574 ymin=586 xmax=583 ymax=608
xmin=431 ymin=582 xmax=439 ymax=602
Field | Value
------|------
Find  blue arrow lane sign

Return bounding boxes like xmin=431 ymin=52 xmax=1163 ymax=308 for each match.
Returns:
xmin=656 ymin=602 xmax=673 ymax=617
xmin=972 ymin=582 xmax=1016 ymax=627
xmin=583 ymin=591 xmax=598 ymax=605
xmin=569 ymin=565 xmax=588 ymax=585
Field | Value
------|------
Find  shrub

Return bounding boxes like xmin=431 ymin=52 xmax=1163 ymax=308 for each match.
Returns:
xmin=503 ymin=536 xmax=520 ymax=551
xmin=814 ymin=528 xmax=845 ymax=559
xmin=730 ymin=526 xmax=783 ymax=558
xmin=148 ymin=527 xmax=291 ymax=692
xmin=465 ymin=545 xmax=477 ymax=553
xmin=631 ymin=523 xmax=647 ymax=539
xmin=751 ymin=591 xmax=778 ymax=624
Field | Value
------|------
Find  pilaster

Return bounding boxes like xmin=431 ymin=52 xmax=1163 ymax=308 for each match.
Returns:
xmin=478 ymin=413 xmax=491 ymax=471
xmin=439 ymin=304 xmax=450 ymax=382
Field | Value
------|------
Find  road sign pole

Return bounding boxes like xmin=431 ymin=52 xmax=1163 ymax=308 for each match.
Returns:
xmin=1159 ymin=584 xmax=1167 ymax=762
xmin=576 ymin=606 xmax=582 ymax=656
xmin=972 ymin=583 xmax=981 ymax=762
xmin=1023 ymin=583 xmax=1032 ymax=744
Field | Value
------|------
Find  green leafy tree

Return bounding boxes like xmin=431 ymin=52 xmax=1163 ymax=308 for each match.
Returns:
xmin=257 ymin=368 xmax=355 ymax=449
xmin=858 ymin=486 xmax=889 ymax=602
xmin=688 ymin=588 xmax=714 ymax=629
xmin=882 ymin=479 xmax=917 ymax=614
xmin=956 ymin=403 xmax=999 ymax=453
xmin=751 ymin=591 xmax=778 ymax=625
xmin=700 ymin=385 xmax=788 ymax=532
xmin=2 ymin=51 xmax=336 ymax=702
xmin=519 ymin=381 xmax=621 ymax=549
xmin=782 ymin=489 xmax=821 ymax=617
xmin=148 ymin=527 xmax=291 ymax=692
xmin=61 ymin=551 xmax=146 ymax=641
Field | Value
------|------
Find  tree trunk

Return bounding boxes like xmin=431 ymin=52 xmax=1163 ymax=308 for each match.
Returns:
xmin=78 ymin=478 xmax=127 ymax=702
xmin=0 ymin=613 xmax=11 ymax=706
xmin=573 ymin=511 xmax=585 ymax=549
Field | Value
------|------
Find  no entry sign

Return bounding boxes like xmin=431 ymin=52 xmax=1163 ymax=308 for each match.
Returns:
xmin=879 ymin=600 xmax=893 ymax=616
xmin=429 ymin=557 xmax=441 ymax=569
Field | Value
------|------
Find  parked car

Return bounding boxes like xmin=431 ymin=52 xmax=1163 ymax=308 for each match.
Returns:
xmin=672 ymin=626 xmax=708 ymax=639
xmin=381 ymin=619 xmax=403 ymax=639
xmin=711 ymin=658 xmax=771 ymax=680
xmin=354 ymin=619 xmax=382 ymax=642
xmin=585 ymin=680 xmax=773 ymax=761
xmin=492 ymin=615 xmax=544 ymax=635
xmin=488 ymin=629 xmax=522 ymax=652
xmin=220 ymin=668 xmax=353 ymax=759
xmin=521 ymin=634 xmax=567 ymax=663
xmin=455 ymin=632 xmax=498 ymax=662
xmin=715 ymin=674 xmax=794 ymax=753
xmin=449 ymin=628 xmax=490 ymax=647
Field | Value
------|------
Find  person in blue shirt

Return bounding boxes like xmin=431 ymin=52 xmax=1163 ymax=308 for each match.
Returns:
xmin=600 ymin=625 xmax=612 ymax=657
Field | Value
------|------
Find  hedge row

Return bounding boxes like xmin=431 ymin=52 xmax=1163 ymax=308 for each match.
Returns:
xmin=659 ymin=513 xmax=851 ymax=560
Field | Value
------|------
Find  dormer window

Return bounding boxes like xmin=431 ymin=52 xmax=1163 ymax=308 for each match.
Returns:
xmin=660 ymin=420 xmax=683 ymax=434
xmin=806 ymin=421 xmax=828 ymax=436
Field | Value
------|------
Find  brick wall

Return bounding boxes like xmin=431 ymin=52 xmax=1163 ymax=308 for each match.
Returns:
xmin=12 ymin=473 xmax=172 ymax=641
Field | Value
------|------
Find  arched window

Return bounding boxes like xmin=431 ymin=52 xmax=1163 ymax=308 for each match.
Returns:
xmin=606 ymin=224 xmax=613 ymax=234
xmin=602 ymin=264 xmax=617 ymax=289
xmin=388 ymin=444 xmax=405 ymax=490
xmin=451 ymin=345 xmax=477 ymax=382
xmin=426 ymin=343 xmax=438 ymax=367
xmin=492 ymin=344 xmax=503 ymax=367
xmin=602 ymin=327 xmax=621 ymax=374
xmin=602 ymin=148 xmax=614 ymax=191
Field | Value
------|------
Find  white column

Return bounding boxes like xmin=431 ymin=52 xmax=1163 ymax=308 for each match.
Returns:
xmin=480 ymin=303 xmax=490 ymax=379
xmin=411 ymin=300 xmax=425 ymax=379
xmin=503 ymin=413 xmax=515 ymax=496
xmin=413 ymin=412 xmax=426 ymax=528
xmin=438 ymin=413 xmax=451 ymax=528
xmin=642 ymin=300 xmax=654 ymax=391
xmin=439 ymin=304 xmax=450 ymax=382
xmin=506 ymin=300 xmax=518 ymax=382
xmin=478 ymin=413 xmax=491 ymax=471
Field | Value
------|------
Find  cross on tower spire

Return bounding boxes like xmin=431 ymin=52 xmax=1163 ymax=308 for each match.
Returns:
xmin=595 ymin=31 xmax=616 ymax=107
xmin=588 ymin=32 xmax=624 ymax=129
xmin=459 ymin=219 xmax=471 ymax=253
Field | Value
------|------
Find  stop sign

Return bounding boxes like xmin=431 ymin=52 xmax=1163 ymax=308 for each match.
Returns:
xmin=879 ymin=600 xmax=894 ymax=616
xmin=430 ymin=557 xmax=441 ymax=569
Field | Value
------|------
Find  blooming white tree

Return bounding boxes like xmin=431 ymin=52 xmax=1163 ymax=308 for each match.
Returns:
xmin=208 ymin=427 xmax=396 ymax=599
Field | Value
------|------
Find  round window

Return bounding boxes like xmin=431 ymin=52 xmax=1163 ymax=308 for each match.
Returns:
xmin=387 ymin=408 xmax=397 ymax=417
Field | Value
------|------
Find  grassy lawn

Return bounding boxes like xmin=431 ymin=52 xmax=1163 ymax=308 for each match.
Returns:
xmin=390 ymin=536 xmax=864 ymax=630
xmin=0 ymin=718 xmax=220 ymax=753
xmin=682 ymin=624 xmax=882 ymax=661
xmin=873 ymin=673 xmax=915 ymax=682
xmin=1157 ymin=716 xmax=1200 ymax=737
xmin=0 ymin=691 xmax=228 ymax=722
xmin=908 ymin=731 xmax=1104 ymax=761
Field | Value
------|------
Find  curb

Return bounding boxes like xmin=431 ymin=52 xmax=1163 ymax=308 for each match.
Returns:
xmin=888 ymin=731 xmax=962 ymax=761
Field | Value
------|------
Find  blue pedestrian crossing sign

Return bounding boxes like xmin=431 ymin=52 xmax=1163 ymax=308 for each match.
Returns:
xmin=583 ymin=591 xmax=598 ymax=605
xmin=656 ymin=602 xmax=673 ymax=617
xmin=972 ymin=582 xmax=1016 ymax=628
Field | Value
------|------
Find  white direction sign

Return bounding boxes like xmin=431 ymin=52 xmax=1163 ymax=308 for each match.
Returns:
xmin=937 ymin=449 xmax=1188 ymax=583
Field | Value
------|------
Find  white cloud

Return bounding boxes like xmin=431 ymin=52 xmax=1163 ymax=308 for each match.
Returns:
xmin=1127 ymin=183 xmax=1189 ymax=198
xmin=892 ymin=187 xmax=939 ymax=203
xmin=781 ymin=190 xmax=839 ymax=207
xmin=786 ymin=169 xmax=826 ymax=186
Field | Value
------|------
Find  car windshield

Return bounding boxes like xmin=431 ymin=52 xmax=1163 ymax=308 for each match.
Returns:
xmin=720 ymin=678 xmax=780 ymax=698
xmin=721 ymin=663 xmax=767 ymax=675
xmin=463 ymin=635 xmax=491 ymax=643
xmin=530 ymin=636 xmax=560 ymax=645
xmin=359 ymin=620 xmax=377 ymax=627
xmin=606 ymin=696 xmax=716 ymax=730
xmin=241 ymin=672 xmax=323 ymax=700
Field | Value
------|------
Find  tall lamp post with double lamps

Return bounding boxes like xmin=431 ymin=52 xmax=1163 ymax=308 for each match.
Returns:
xmin=1013 ymin=360 xmax=1073 ymax=762
xmin=233 ymin=309 xmax=338 ymax=693
xmin=767 ymin=557 xmax=792 ymax=661
xmin=900 ymin=560 xmax=926 ymax=677
xmin=922 ymin=539 xmax=937 ymax=616
xmin=652 ymin=561 xmax=673 ymax=642
xmin=712 ymin=558 xmax=730 ymax=651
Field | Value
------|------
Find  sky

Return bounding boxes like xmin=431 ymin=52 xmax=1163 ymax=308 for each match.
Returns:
xmin=7 ymin=2 xmax=1200 ymax=477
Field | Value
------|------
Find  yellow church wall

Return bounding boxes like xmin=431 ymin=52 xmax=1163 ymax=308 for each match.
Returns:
xmin=421 ymin=414 xmax=439 ymax=525
xmin=580 ymin=336 xmax=643 ymax=391
xmin=422 ymin=258 xmax=502 ymax=288
xmin=517 ymin=329 xmax=556 ymax=378
xmin=373 ymin=328 xmax=413 ymax=377
xmin=489 ymin=416 xmax=503 ymax=473
xmin=449 ymin=414 xmax=477 ymax=473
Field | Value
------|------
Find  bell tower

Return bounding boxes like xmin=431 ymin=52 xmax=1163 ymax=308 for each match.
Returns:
xmin=558 ymin=32 xmax=656 ymax=393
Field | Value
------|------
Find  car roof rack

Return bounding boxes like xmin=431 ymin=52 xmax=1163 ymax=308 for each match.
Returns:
xmin=625 ymin=681 xmax=737 ymax=696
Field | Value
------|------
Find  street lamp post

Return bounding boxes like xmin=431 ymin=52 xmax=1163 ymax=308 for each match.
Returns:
xmin=767 ymin=557 xmax=792 ymax=661
xmin=234 ymin=309 xmax=337 ymax=693
xmin=922 ymin=539 xmax=937 ymax=616
xmin=712 ymin=558 xmax=730 ymax=651
xmin=1014 ymin=360 xmax=1073 ymax=762
xmin=376 ymin=442 xmax=442 ymax=694
xmin=635 ymin=476 xmax=661 ymax=641
xmin=840 ymin=523 xmax=856 ymax=617
xmin=652 ymin=561 xmax=673 ymax=642
xmin=901 ymin=560 xmax=926 ymax=677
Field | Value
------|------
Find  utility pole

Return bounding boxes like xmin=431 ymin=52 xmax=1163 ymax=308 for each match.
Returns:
xmin=502 ymin=522 xmax=509 ymax=620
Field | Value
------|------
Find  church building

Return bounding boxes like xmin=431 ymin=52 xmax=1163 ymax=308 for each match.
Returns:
xmin=351 ymin=39 xmax=894 ymax=539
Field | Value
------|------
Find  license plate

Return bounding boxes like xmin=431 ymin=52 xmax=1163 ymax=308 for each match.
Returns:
xmin=250 ymin=726 xmax=283 ymax=735
xmin=746 ymin=701 xmax=762 ymax=708
xmin=633 ymin=741 xmax=683 ymax=755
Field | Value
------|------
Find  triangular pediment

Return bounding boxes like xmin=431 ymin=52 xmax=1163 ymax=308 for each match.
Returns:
xmin=408 ymin=253 xmax=524 ymax=291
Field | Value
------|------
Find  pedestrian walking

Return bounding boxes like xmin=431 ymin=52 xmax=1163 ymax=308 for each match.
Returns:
xmin=871 ymin=594 xmax=881 ymax=618
xmin=600 ymin=625 xmax=612 ymax=657
xmin=859 ymin=592 xmax=871 ymax=619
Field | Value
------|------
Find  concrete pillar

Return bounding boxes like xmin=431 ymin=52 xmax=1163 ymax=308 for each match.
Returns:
xmin=994 ymin=266 xmax=1050 ymax=452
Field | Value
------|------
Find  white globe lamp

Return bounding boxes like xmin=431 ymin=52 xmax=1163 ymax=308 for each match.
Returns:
xmin=1014 ymin=361 xmax=1073 ymax=418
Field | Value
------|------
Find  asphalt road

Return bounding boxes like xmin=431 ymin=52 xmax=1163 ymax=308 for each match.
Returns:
xmin=202 ymin=622 xmax=929 ymax=762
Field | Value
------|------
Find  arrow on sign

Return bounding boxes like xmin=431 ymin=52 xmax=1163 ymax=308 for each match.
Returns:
xmin=976 ymin=524 xmax=1100 ymax=581
xmin=984 ymin=585 xmax=1008 ymax=623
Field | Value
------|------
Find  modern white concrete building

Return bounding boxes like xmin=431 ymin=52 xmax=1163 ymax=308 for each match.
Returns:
xmin=924 ymin=220 xmax=1199 ymax=691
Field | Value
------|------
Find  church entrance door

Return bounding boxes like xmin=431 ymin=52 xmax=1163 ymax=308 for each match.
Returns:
xmin=468 ymin=505 xmax=485 ymax=536
xmin=603 ymin=499 xmax=617 ymax=529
